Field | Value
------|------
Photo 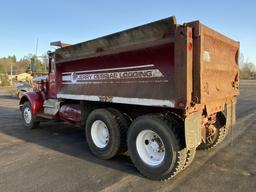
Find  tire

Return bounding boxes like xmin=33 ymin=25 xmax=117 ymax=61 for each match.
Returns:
xmin=85 ymin=108 xmax=125 ymax=159
xmin=107 ymin=108 xmax=129 ymax=153
xmin=167 ymin=113 xmax=196 ymax=170
xmin=127 ymin=114 xmax=186 ymax=180
xmin=182 ymin=148 xmax=196 ymax=170
xmin=197 ymin=112 xmax=227 ymax=150
xmin=22 ymin=101 xmax=39 ymax=129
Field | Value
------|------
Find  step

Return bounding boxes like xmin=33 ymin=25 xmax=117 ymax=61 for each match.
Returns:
xmin=36 ymin=113 xmax=58 ymax=120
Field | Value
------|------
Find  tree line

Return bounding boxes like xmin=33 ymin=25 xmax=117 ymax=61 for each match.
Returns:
xmin=239 ymin=54 xmax=256 ymax=79
xmin=0 ymin=54 xmax=48 ymax=75
xmin=0 ymin=54 xmax=49 ymax=86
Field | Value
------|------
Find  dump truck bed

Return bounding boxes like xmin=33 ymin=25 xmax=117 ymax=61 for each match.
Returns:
xmin=55 ymin=16 xmax=239 ymax=113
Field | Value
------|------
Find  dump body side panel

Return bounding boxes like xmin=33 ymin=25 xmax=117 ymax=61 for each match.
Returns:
xmin=56 ymin=42 xmax=176 ymax=107
xmin=55 ymin=17 xmax=179 ymax=108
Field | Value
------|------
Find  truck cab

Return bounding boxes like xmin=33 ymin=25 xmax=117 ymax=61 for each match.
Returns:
xmin=19 ymin=51 xmax=60 ymax=121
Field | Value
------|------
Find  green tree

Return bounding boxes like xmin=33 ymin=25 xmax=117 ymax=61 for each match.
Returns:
xmin=16 ymin=57 xmax=31 ymax=73
xmin=0 ymin=73 xmax=10 ymax=86
xmin=0 ymin=64 xmax=4 ymax=73
xmin=0 ymin=56 xmax=15 ymax=74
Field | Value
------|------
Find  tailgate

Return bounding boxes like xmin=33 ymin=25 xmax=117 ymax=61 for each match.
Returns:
xmin=190 ymin=22 xmax=240 ymax=104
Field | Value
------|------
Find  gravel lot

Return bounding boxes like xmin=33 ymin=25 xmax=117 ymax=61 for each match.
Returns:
xmin=0 ymin=81 xmax=255 ymax=192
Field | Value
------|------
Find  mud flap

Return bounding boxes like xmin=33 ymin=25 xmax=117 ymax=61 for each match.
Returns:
xmin=185 ymin=112 xmax=202 ymax=149
xmin=226 ymin=98 xmax=237 ymax=130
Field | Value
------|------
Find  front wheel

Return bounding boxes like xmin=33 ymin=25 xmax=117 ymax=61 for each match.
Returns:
xmin=22 ymin=101 xmax=39 ymax=129
xmin=127 ymin=115 xmax=186 ymax=180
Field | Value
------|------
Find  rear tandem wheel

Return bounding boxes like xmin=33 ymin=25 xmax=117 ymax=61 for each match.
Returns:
xmin=85 ymin=108 xmax=128 ymax=159
xmin=127 ymin=114 xmax=187 ymax=180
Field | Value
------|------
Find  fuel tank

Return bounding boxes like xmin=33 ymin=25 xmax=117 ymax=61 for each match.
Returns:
xmin=59 ymin=104 xmax=81 ymax=123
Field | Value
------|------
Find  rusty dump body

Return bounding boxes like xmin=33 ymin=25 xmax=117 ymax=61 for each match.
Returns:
xmin=54 ymin=16 xmax=239 ymax=148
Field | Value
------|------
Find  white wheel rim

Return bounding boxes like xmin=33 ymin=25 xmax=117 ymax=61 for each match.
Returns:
xmin=24 ymin=107 xmax=32 ymax=124
xmin=136 ymin=130 xmax=165 ymax=166
xmin=91 ymin=120 xmax=109 ymax=148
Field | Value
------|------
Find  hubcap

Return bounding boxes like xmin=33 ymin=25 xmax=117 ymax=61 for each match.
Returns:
xmin=136 ymin=130 xmax=165 ymax=166
xmin=23 ymin=107 xmax=32 ymax=124
xmin=91 ymin=120 xmax=109 ymax=148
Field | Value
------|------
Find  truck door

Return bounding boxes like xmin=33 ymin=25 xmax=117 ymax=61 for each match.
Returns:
xmin=48 ymin=54 xmax=57 ymax=98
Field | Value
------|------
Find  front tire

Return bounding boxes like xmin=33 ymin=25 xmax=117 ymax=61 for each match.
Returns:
xmin=127 ymin=115 xmax=186 ymax=180
xmin=22 ymin=101 xmax=39 ymax=129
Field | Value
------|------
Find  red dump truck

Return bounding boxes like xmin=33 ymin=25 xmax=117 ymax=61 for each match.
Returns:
xmin=19 ymin=16 xmax=239 ymax=180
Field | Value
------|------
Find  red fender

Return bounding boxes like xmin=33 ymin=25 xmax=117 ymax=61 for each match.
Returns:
xmin=19 ymin=91 xmax=45 ymax=114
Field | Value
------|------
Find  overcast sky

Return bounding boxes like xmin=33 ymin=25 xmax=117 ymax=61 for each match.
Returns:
xmin=0 ymin=0 xmax=255 ymax=64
